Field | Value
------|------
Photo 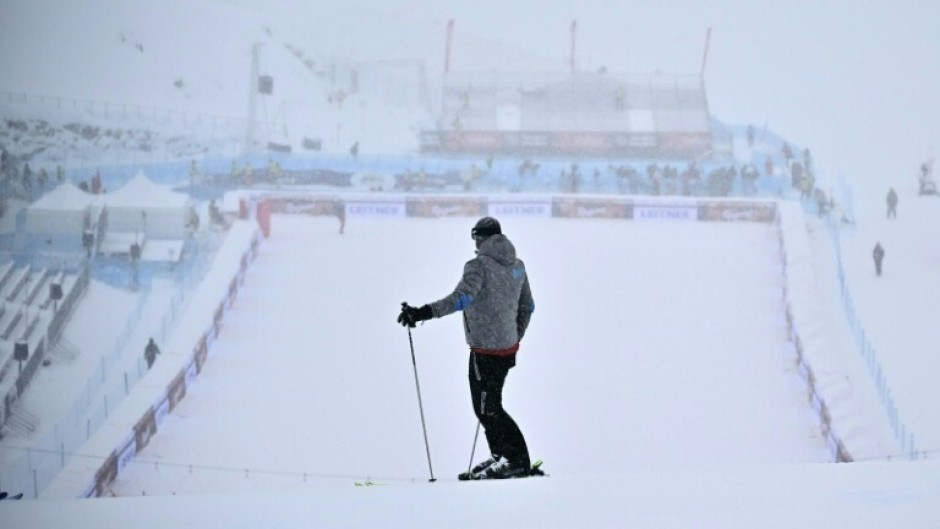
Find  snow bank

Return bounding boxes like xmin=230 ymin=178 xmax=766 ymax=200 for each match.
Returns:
xmin=776 ymin=201 xmax=895 ymax=461
xmin=42 ymin=221 xmax=263 ymax=499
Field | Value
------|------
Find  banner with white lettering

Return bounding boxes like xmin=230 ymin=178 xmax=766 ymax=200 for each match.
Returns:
xmin=345 ymin=201 xmax=407 ymax=218
xmin=407 ymin=197 xmax=484 ymax=217
xmin=487 ymin=200 xmax=553 ymax=218
xmin=552 ymin=198 xmax=631 ymax=219
xmin=633 ymin=206 xmax=698 ymax=222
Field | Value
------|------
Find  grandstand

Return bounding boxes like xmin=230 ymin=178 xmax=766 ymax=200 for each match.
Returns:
xmin=421 ymin=70 xmax=711 ymax=158
xmin=0 ymin=261 xmax=87 ymax=433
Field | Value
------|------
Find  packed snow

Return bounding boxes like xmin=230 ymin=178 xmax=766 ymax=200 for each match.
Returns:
xmin=1 ymin=0 xmax=939 ymax=526
xmin=2 ymin=211 xmax=940 ymax=526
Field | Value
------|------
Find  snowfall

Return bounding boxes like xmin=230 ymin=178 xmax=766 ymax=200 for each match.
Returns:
xmin=1 ymin=0 xmax=940 ymax=528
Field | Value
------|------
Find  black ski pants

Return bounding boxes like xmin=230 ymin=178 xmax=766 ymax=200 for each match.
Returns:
xmin=469 ymin=352 xmax=529 ymax=468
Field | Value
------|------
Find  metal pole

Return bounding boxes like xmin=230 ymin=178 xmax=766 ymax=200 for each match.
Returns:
xmin=467 ymin=421 xmax=481 ymax=473
xmin=406 ymin=326 xmax=436 ymax=482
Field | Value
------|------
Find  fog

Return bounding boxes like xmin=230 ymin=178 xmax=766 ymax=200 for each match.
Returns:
xmin=221 ymin=0 xmax=940 ymax=193
xmin=1 ymin=1 xmax=940 ymax=525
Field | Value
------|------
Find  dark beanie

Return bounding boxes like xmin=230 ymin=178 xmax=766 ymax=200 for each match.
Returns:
xmin=471 ymin=217 xmax=501 ymax=240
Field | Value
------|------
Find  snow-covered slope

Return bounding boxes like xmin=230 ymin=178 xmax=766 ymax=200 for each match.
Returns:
xmin=0 ymin=0 xmax=432 ymax=159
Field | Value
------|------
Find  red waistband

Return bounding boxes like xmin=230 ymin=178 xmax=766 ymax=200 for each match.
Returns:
xmin=470 ymin=342 xmax=519 ymax=356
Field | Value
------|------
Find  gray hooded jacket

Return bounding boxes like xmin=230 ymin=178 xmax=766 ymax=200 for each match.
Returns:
xmin=429 ymin=234 xmax=534 ymax=352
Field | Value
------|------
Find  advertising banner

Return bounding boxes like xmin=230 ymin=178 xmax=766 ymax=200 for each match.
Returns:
xmin=552 ymin=132 xmax=610 ymax=152
xmin=228 ymin=277 xmax=238 ymax=304
xmin=94 ymin=451 xmax=118 ymax=497
xmin=185 ymin=357 xmax=198 ymax=386
xmin=345 ymin=201 xmax=407 ymax=218
xmin=168 ymin=371 xmax=187 ymax=412
xmin=552 ymin=197 xmax=631 ymax=219
xmin=134 ymin=406 xmax=158 ymax=453
xmin=407 ymin=197 xmax=484 ymax=217
xmin=154 ymin=392 xmax=171 ymax=428
xmin=612 ymin=132 xmax=657 ymax=148
xmin=194 ymin=335 xmax=209 ymax=374
xmin=658 ymin=132 xmax=711 ymax=155
xmin=116 ymin=431 xmax=137 ymax=474
xmin=487 ymin=200 xmax=553 ymax=218
xmin=519 ymin=133 xmax=551 ymax=149
xmin=698 ymin=201 xmax=777 ymax=223
xmin=446 ymin=131 xmax=501 ymax=151
xmin=275 ymin=198 xmax=338 ymax=216
xmin=213 ymin=303 xmax=224 ymax=337
xmin=633 ymin=205 xmax=698 ymax=222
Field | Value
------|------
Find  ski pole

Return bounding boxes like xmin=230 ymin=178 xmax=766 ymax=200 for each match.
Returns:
xmin=406 ymin=325 xmax=436 ymax=482
xmin=467 ymin=352 xmax=482 ymax=473
xmin=467 ymin=420 xmax=481 ymax=473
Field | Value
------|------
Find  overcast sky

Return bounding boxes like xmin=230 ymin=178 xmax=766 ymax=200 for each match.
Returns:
xmin=218 ymin=0 xmax=940 ymax=195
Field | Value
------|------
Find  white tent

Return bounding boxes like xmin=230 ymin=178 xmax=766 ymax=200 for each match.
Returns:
xmin=101 ymin=172 xmax=191 ymax=239
xmin=25 ymin=181 xmax=96 ymax=235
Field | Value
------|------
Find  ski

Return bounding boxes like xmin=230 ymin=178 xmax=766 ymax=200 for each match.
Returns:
xmin=354 ymin=480 xmax=386 ymax=487
xmin=529 ymin=459 xmax=546 ymax=477
xmin=0 ymin=491 xmax=23 ymax=500
xmin=458 ymin=459 xmax=546 ymax=481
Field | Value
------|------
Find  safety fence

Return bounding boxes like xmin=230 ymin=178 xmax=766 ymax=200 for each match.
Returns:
xmin=38 ymin=222 xmax=262 ymax=499
xmin=0 ymin=91 xmax=267 ymax=136
xmin=825 ymin=219 xmax=918 ymax=459
xmin=0 ymin=230 xmax=219 ymax=498
xmin=776 ymin=202 xmax=853 ymax=461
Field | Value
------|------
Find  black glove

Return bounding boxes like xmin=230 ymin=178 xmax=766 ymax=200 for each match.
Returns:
xmin=398 ymin=302 xmax=432 ymax=328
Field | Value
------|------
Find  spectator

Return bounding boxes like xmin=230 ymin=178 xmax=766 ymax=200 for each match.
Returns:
xmin=335 ymin=200 xmax=345 ymax=235
xmin=267 ymin=159 xmax=281 ymax=186
xmin=22 ymin=163 xmax=33 ymax=199
xmin=782 ymin=142 xmax=794 ymax=162
xmin=815 ymin=188 xmax=829 ymax=218
xmin=91 ymin=171 xmax=102 ymax=194
xmin=917 ymin=160 xmax=936 ymax=195
xmin=746 ymin=124 xmax=755 ymax=147
xmin=37 ymin=167 xmax=48 ymax=192
xmin=144 ymin=338 xmax=161 ymax=369
xmin=873 ymin=242 xmax=885 ymax=277
xmin=243 ymin=162 xmax=253 ymax=187
xmin=886 ymin=187 xmax=898 ymax=218
xmin=209 ymin=199 xmax=224 ymax=226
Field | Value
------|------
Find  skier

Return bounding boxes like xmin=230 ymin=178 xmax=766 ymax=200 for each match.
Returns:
xmin=873 ymin=242 xmax=885 ymax=277
xmin=397 ymin=217 xmax=535 ymax=479
xmin=886 ymin=187 xmax=898 ymax=218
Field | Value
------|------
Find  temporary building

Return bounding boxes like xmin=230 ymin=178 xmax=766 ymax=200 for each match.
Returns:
xmin=100 ymin=172 xmax=191 ymax=239
xmin=25 ymin=181 xmax=96 ymax=235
